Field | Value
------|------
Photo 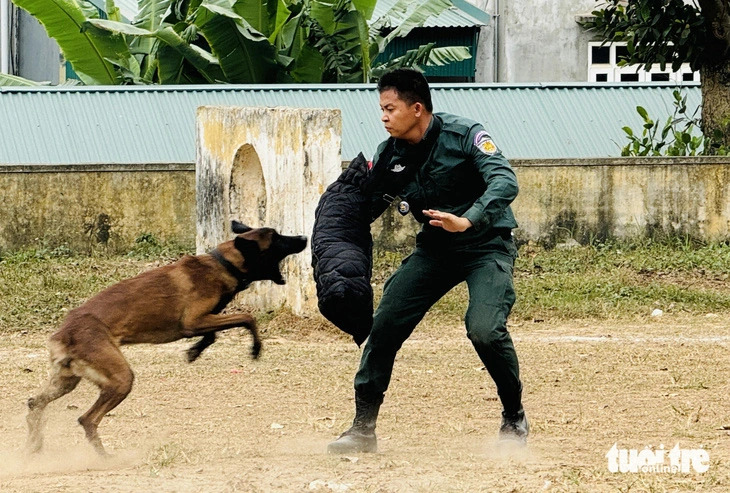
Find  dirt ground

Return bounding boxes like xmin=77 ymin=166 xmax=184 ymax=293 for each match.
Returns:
xmin=1 ymin=314 xmax=728 ymax=492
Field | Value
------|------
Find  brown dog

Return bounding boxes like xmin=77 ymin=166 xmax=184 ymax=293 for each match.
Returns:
xmin=26 ymin=221 xmax=307 ymax=455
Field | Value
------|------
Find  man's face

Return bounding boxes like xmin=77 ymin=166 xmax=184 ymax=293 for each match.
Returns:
xmin=379 ymin=89 xmax=423 ymax=142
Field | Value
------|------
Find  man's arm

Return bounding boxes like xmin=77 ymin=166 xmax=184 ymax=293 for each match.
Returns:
xmin=460 ymin=126 xmax=518 ymax=231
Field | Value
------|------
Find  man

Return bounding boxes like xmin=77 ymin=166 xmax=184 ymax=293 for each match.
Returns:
xmin=327 ymin=68 xmax=528 ymax=454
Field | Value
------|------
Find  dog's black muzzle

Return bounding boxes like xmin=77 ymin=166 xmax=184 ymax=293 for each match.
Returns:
xmin=269 ymin=235 xmax=308 ymax=284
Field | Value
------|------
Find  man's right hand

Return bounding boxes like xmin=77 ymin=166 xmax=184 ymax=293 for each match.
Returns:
xmin=422 ymin=210 xmax=472 ymax=232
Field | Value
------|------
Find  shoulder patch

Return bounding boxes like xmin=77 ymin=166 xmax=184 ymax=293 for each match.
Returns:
xmin=474 ymin=130 xmax=497 ymax=155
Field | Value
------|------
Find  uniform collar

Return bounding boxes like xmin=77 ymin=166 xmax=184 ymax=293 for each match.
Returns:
xmin=394 ymin=115 xmax=441 ymax=155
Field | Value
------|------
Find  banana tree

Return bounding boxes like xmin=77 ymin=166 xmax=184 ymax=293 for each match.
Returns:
xmin=9 ymin=0 xmax=472 ymax=85
xmin=307 ymin=0 xmax=470 ymax=83
xmin=89 ymin=0 xmax=285 ymax=83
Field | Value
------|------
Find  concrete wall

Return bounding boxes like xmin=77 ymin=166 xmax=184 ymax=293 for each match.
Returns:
xmin=0 ymin=164 xmax=195 ymax=253
xmin=195 ymin=106 xmax=343 ymax=315
xmin=374 ymin=157 xmax=730 ymax=249
xmin=501 ymin=0 xmax=597 ymax=82
xmin=3 ymin=157 xmax=728 ymax=255
xmin=373 ymin=157 xmax=730 ymax=249
xmin=513 ymin=158 xmax=730 ymax=246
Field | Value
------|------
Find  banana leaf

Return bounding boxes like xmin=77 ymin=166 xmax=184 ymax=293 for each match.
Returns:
xmin=104 ymin=0 xmax=122 ymax=21
xmin=289 ymin=44 xmax=324 ymax=83
xmin=133 ymin=0 xmax=172 ymax=74
xmin=87 ymin=20 xmax=225 ymax=83
xmin=273 ymin=3 xmax=323 ymax=82
xmin=308 ymin=0 xmax=372 ymax=82
xmin=276 ymin=3 xmax=305 ymax=58
xmin=369 ymin=0 xmax=452 ymax=46
xmin=351 ymin=0 xmax=376 ymax=21
xmin=232 ymin=0 xmax=280 ymax=37
xmin=310 ymin=0 xmax=336 ymax=35
xmin=156 ymin=26 xmax=226 ymax=82
xmin=267 ymin=0 xmax=292 ymax=44
xmin=195 ymin=0 xmax=278 ymax=83
xmin=370 ymin=44 xmax=471 ymax=79
xmin=332 ymin=5 xmax=371 ymax=82
xmin=0 ymin=73 xmax=45 ymax=86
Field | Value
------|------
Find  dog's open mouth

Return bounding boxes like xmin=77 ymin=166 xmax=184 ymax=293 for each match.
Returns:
xmin=270 ymin=235 xmax=307 ymax=285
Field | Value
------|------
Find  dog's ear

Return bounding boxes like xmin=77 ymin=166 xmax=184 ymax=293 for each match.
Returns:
xmin=231 ymin=220 xmax=252 ymax=234
xmin=234 ymin=235 xmax=260 ymax=260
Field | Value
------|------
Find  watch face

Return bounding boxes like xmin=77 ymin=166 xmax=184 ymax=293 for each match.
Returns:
xmin=398 ymin=201 xmax=410 ymax=215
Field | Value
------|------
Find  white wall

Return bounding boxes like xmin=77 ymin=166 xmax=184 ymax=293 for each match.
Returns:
xmin=469 ymin=0 xmax=598 ymax=83
xmin=17 ymin=9 xmax=60 ymax=83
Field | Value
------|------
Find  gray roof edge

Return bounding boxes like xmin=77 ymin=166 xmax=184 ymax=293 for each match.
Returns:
xmin=512 ymin=156 xmax=730 ymax=167
xmin=0 ymin=163 xmax=195 ymax=172
xmin=0 ymin=81 xmax=702 ymax=94
xmin=450 ymin=0 xmax=491 ymax=25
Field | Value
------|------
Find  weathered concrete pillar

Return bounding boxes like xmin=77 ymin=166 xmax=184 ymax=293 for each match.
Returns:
xmin=196 ymin=106 xmax=342 ymax=315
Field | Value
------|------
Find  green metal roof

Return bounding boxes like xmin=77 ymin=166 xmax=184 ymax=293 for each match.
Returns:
xmin=0 ymin=83 xmax=701 ymax=164
xmin=378 ymin=27 xmax=479 ymax=79
xmin=373 ymin=0 xmax=490 ymax=28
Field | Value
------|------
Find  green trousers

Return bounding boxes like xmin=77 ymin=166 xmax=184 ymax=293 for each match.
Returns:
xmin=354 ymin=235 xmax=523 ymax=415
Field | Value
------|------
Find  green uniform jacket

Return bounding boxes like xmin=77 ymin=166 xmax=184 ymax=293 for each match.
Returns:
xmin=369 ymin=112 xmax=519 ymax=253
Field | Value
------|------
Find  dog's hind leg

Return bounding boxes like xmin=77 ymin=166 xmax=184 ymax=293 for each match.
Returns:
xmin=26 ymin=363 xmax=81 ymax=454
xmin=73 ymin=335 xmax=135 ymax=456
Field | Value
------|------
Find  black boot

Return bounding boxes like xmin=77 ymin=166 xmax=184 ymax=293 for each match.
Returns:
xmin=327 ymin=392 xmax=382 ymax=454
xmin=499 ymin=408 xmax=529 ymax=444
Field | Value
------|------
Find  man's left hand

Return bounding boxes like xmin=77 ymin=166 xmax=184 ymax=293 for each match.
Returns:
xmin=422 ymin=210 xmax=472 ymax=232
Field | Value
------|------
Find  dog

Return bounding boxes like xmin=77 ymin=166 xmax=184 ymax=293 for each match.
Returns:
xmin=26 ymin=221 xmax=307 ymax=456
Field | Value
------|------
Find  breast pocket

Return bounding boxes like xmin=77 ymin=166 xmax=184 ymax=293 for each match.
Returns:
xmin=424 ymin=158 xmax=479 ymax=208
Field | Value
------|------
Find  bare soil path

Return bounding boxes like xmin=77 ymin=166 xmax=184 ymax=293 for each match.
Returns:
xmin=1 ymin=315 xmax=728 ymax=492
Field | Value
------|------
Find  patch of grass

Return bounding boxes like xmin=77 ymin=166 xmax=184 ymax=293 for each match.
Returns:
xmin=126 ymin=233 xmax=194 ymax=260
xmin=1 ymin=240 xmax=728 ymax=335
xmin=512 ymin=239 xmax=730 ymax=321
xmin=145 ymin=442 xmax=191 ymax=476
xmin=373 ymin=240 xmax=730 ymax=323
xmin=0 ymin=237 xmax=193 ymax=334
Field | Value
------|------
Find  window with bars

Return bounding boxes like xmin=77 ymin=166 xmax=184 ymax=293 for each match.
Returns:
xmin=588 ymin=42 xmax=699 ymax=83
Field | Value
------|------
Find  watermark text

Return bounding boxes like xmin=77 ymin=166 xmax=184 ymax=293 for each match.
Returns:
xmin=606 ymin=443 xmax=709 ymax=474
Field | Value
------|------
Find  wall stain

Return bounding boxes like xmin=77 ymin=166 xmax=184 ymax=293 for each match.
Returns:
xmin=84 ymin=213 xmax=112 ymax=244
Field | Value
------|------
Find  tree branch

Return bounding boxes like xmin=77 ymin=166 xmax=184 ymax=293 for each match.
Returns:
xmin=697 ymin=0 xmax=730 ymax=60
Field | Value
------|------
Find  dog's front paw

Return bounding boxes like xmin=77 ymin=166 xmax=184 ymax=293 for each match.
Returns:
xmin=186 ymin=334 xmax=216 ymax=363
xmin=251 ymin=341 xmax=262 ymax=359
xmin=186 ymin=346 xmax=203 ymax=363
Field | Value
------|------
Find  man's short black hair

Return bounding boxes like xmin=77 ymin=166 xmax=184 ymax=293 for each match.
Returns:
xmin=377 ymin=68 xmax=433 ymax=113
